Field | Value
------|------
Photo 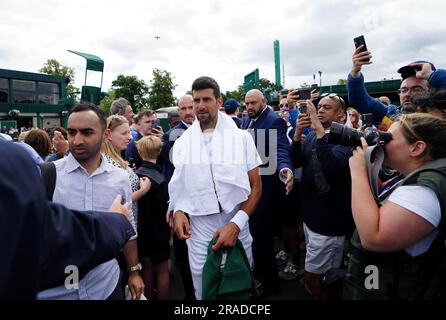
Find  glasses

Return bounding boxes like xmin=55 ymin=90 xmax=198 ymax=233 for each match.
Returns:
xmin=397 ymin=86 xmax=426 ymax=95
xmin=320 ymin=93 xmax=346 ymax=109
xmin=279 ymin=103 xmax=288 ymax=108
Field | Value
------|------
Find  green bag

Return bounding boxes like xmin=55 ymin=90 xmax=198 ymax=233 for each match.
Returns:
xmin=202 ymin=239 xmax=254 ymax=300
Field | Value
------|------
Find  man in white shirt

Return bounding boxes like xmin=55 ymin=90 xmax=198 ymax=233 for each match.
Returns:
xmin=168 ymin=76 xmax=263 ymax=299
xmin=37 ymin=103 xmax=144 ymax=300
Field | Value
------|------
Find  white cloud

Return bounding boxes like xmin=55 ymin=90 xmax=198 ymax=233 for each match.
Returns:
xmin=1 ymin=0 xmax=445 ymax=100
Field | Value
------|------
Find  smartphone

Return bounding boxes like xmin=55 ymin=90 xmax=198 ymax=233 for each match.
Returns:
xmin=299 ymin=105 xmax=308 ymax=114
xmin=151 ymin=118 xmax=161 ymax=130
xmin=296 ymin=88 xmax=311 ymax=100
xmin=361 ymin=113 xmax=373 ymax=126
xmin=354 ymin=35 xmax=368 ymax=52
xmin=310 ymin=84 xmax=318 ymax=92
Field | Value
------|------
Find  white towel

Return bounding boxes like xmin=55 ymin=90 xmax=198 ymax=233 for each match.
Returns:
xmin=168 ymin=111 xmax=261 ymax=216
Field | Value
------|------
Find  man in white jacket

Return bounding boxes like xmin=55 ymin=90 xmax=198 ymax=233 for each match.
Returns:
xmin=168 ymin=76 xmax=262 ymax=299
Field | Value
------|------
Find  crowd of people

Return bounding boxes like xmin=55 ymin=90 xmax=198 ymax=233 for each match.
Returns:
xmin=1 ymin=45 xmax=446 ymax=300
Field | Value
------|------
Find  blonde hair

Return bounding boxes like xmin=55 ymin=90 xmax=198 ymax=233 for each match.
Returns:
xmin=136 ymin=135 xmax=163 ymax=160
xmin=102 ymin=115 xmax=129 ymax=169
xmin=18 ymin=131 xmax=28 ymax=142
xmin=397 ymin=113 xmax=446 ymax=160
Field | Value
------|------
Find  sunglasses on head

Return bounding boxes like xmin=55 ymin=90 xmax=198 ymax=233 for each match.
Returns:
xmin=320 ymin=92 xmax=346 ymax=109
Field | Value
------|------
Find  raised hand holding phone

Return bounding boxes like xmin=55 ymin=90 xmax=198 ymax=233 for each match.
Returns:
xmin=352 ymin=35 xmax=373 ymax=77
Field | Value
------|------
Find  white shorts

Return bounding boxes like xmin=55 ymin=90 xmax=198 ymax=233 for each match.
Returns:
xmin=187 ymin=211 xmax=253 ymax=300
xmin=303 ymin=223 xmax=345 ymax=274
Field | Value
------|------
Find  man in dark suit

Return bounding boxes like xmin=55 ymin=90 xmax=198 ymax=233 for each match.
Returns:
xmin=158 ymin=94 xmax=196 ymax=300
xmin=0 ymin=140 xmax=134 ymax=299
xmin=242 ymin=89 xmax=294 ymax=297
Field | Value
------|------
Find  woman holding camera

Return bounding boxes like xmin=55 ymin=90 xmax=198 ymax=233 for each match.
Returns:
xmin=344 ymin=113 xmax=446 ymax=299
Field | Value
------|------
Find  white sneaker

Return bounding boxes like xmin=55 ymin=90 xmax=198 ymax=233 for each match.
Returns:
xmin=275 ymin=250 xmax=290 ymax=266
xmin=279 ymin=261 xmax=304 ymax=281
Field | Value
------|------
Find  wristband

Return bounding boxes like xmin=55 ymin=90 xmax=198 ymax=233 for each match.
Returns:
xmin=230 ymin=210 xmax=249 ymax=230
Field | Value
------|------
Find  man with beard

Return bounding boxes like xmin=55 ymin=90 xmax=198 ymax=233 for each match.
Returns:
xmin=347 ymin=45 xmax=446 ymax=125
xmin=168 ymin=77 xmax=263 ymax=300
xmin=37 ymin=103 xmax=144 ymax=300
xmin=242 ymin=89 xmax=294 ymax=297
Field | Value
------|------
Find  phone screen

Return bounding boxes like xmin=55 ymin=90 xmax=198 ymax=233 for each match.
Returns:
xmin=354 ymin=35 xmax=368 ymax=52
xmin=298 ymin=89 xmax=311 ymax=100
xmin=151 ymin=119 xmax=161 ymax=129
xmin=361 ymin=113 xmax=373 ymax=126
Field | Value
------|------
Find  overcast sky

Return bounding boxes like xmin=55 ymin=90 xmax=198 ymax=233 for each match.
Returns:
xmin=1 ymin=0 xmax=445 ymax=99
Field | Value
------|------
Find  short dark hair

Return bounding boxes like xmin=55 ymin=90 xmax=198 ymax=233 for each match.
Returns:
xmin=414 ymin=89 xmax=446 ymax=115
xmin=70 ymin=103 xmax=107 ymax=132
xmin=191 ymin=76 xmax=220 ymax=99
xmin=168 ymin=110 xmax=179 ymax=121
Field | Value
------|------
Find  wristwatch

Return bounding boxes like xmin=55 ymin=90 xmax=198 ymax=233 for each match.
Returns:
xmin=127 ymin=262 xmax=142 ymax=272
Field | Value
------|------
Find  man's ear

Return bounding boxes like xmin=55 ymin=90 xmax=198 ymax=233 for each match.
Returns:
xmin=338 ymin=109 xmax=347 ymax=123
xmin=217 ymin=96 xmax=223 ymax=109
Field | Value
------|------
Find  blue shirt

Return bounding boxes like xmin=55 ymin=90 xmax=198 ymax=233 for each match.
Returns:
xmin=37 ymin=153 xmax=136 ymax=300
xmin=125 ymin=131 xmax=143 ymax=169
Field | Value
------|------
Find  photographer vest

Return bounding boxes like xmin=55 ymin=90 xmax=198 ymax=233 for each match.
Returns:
xmin=343 ymin=158 xmax=446 ymax=300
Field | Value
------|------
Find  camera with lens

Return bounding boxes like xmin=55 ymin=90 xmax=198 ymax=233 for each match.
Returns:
xmin=328 ymin=122 xmax=392 ymax=148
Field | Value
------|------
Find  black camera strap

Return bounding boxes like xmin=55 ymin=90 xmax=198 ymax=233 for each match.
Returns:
xmin=364 ymin=145 xmax=385 ymax=203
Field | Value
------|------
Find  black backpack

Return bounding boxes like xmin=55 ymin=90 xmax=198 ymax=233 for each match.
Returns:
xmin=38 ymin=162 xmax=56 ymax=201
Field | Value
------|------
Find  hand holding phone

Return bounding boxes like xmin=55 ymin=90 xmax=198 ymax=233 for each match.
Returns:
xmin=352 ymin=35 xmax=372 ymax=74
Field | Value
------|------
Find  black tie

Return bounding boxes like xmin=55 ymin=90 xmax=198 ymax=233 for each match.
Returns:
xmin=247 ymin=119 xmax=255 ymax=129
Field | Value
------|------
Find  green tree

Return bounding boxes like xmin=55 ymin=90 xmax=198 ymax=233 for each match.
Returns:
xmin=99 ymin=89 xmax=116 ymax=116
xmin=147 ymin=69 xmax=177 ymax=110
xmin=111 ymin=75 xmax=149 ymax=112
xmin=222 ymin=85 xmax=245 ymax=104
xmin=259 ymin=78 xmax=283 ymax=91
xmin=299 ymin=82 xmax=310 ymax=88
xmin=337 ymin=79 xmax=347 ymax=85
xmin=39 ymin=59 xmax=79 ymax=98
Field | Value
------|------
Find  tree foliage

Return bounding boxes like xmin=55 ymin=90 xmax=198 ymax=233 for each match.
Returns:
xmin=147 ymin=69 xmax=177 ymax=110
xmin=99 ymin=89 xmax=116 ymax=116
xmin=222 ymin=85 xmax=245 ymax=105
xmin=337 ymin=78 xmax=347 ymax=85
xmin=259 ymin=78 xmax=283 ymax=91
xmin=111 ymin=75 xmax=149 ymax=112
xmin=39 ymin=59 xmax=79 ymax=98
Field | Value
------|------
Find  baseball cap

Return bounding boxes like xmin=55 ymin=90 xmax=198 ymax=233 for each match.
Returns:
xmin=223 ymin=98 xmax=241 ymax=110
xmin=397 ymin=61 xmax=436 ymax=80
